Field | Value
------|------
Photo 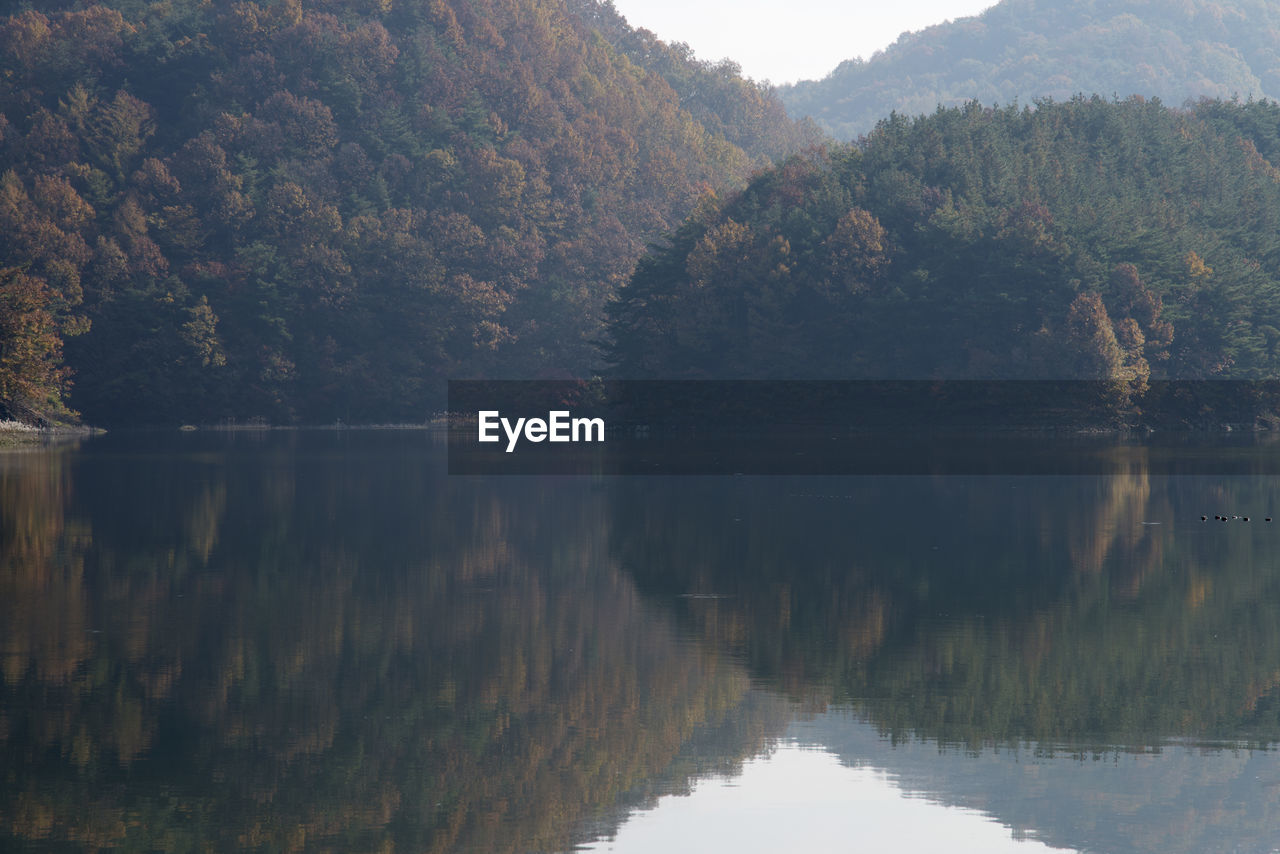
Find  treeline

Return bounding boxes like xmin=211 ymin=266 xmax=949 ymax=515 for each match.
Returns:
xmin=781 ymin=0 xmax=1280 ymax=139
xmin=0 ymin=0 xmax=818 ymax=425
xmin=608 ymin=96 xmax=1280 ymax=424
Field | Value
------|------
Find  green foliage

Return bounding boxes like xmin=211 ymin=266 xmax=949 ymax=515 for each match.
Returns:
xmin=607 ymin=97 xmax=1280 ymax=422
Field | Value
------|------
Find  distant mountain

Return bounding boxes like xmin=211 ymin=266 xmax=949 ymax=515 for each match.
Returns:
xmin=781 ymin=0 xmax=1280 ymax=139
xmin=0 ymin=0 xmax=820 ymax=426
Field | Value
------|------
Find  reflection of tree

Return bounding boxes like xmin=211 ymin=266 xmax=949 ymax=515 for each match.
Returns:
xmin=612 ymin=473 xmax=1280 ymax=748
xmin=0 ymin=449 xmax=89 ymax=687
xmin=1064 ymin=456 xmax=1155 ymax=579
xmin=0 ymin=434 xmax=785 ymax=852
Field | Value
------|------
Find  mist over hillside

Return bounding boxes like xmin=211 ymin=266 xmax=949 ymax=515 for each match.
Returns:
xmin=781 ymin=0 xmax=1280 ymax=138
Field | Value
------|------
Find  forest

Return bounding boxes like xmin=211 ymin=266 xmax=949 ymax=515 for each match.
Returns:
xmin=607 ymin=96 xmax=1280 ymax=424
xmin=7 ymin=1 xmax=1280 ymax=428
xmin=0 ymin=0 xmax=817 ymax=425
xmin=781 ymin=0 xmax=1280 ymax=139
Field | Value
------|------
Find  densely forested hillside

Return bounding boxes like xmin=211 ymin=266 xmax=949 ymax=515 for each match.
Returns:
xmin=781 ymin=0 xmax=1280 ymax=139
xmin=0 ymin=0 xmax=819 ymax=425
xmin=607 ymin=97 xmax=1280 ymax=423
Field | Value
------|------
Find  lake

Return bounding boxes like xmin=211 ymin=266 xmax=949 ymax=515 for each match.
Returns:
xmin=3 ymin=430 xmax=1280 ymax=852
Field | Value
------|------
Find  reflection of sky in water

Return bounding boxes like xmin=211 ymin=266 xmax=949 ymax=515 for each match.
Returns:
xmin=578 ymin=703 xmax=1280 ymax=854
xmin=577 ymin=734 xmax=1073 ymax=853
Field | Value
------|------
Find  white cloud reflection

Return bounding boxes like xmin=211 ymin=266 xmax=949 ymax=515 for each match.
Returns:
xmin=576 ymin=740 xmax=1074 ymax=854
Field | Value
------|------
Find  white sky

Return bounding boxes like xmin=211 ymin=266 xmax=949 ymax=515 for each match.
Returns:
xmin=608 ymin=0 xmax=998 ymax=85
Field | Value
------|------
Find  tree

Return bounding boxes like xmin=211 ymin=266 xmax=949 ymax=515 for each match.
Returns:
xmin=0 ymin=267 xmax=74 ymax=424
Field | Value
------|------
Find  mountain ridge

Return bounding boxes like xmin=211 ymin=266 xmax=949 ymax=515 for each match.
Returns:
xmin=781 ymin=0 xmax=1280 ymax=138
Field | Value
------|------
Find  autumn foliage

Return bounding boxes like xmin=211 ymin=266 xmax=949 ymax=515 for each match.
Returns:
xmin=0 ymin=0 xmax=818 ymax=424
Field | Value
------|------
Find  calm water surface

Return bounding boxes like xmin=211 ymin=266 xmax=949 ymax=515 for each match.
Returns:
xmin=3 ymin=431 xmax=1280 ymax=852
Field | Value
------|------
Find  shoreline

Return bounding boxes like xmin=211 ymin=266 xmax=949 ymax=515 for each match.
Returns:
xmin=0 ymin=421 xmax=103 ymax=448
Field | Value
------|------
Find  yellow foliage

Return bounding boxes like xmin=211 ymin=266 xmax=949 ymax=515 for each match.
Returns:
xmin=1186 ymin=250 xmax=1213 ymax=278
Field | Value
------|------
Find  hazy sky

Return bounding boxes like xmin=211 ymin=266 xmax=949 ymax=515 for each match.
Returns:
xmin=607 ymin=0 xmax=997 ymax=85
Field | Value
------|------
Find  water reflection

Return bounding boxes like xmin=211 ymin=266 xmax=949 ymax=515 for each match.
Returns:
xmin=789 ymin=709 xmax=1280 ymax=854
xmin=612 ymin=473 xmax=1280 ymax=748
xmin=0 ymin=433 xmax=784 ymax=852
xmin=3 ymin=434 xmax=1280 ymax=852
xmin=593 ymin=707 xmax=1280 ymax=854
xmin=606 ymin=472 xmax=1280 ymax=851
xmin=579 ymin=735 xmax=1075 ymax=854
